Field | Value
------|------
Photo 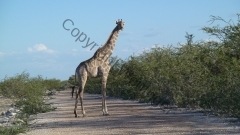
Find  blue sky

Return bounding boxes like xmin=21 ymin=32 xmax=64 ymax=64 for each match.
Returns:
xmin=0 ymin=1 xmax=239 ymax=81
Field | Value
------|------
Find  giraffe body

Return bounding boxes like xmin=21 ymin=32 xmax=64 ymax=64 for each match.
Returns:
xmin=74 ymin=19 xmax=125 ymax=117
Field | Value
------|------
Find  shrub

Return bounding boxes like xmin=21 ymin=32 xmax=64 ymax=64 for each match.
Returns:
xmin=0 ymin=72 xmax=63 ymax=134
xmin=0 ymin=126 xmax=27 ymax=135
xmin=85 ymin=14 xmax=240 ymax=118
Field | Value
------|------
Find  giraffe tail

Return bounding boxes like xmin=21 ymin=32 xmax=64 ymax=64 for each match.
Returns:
xmin=75 ymin=69 xmax=76 ymax=83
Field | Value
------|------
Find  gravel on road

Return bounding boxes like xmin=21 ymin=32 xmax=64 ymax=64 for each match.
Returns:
xmin=19 ymin=89 xmax=240 ymax=135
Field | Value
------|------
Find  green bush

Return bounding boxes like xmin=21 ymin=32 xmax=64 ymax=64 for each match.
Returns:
xmin=0 ymin=72 xmax=63 ymax=134
xmin=0 ymin=126 xmax=27 ymax=135
xmin=0 ymin=72 xmax=50 ymax=115
xmin=43 ymin=78 xmax=62 ymax=91
xmin=85 ymin=14 xmax=240 ymax=118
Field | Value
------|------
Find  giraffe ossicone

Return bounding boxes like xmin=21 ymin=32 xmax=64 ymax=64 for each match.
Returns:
xmin=74 ymin=19 xmax=125 ymax=117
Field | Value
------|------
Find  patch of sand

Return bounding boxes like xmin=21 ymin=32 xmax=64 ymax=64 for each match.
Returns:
xmin=20 ymin=89 xmax=240 ymax=135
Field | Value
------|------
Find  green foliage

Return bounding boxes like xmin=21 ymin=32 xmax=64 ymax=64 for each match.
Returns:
xmin=85 ymin=14 xmax=240 ymax=118
xmin=0 ymin=126 xmax=27 ymax=135
xmin=43 ymin=78 xmax=62 ymax=90
xmin=68 ymin=75 xmax=77 ymax=86
xmin=0 ymin=72 xmax=64 ymax=134
xmin=85 ymin=77 xmax=102 ymax=94
xmin=0 ymin=72 xmax=56 ymax=115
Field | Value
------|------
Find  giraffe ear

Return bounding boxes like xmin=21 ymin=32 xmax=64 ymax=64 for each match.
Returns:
xmin=116 ymin=21 xmax=118 ymax=24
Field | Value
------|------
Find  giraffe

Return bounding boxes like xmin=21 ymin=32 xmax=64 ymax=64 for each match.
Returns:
xmin=74 ymin=19 xmax=125 ymax=117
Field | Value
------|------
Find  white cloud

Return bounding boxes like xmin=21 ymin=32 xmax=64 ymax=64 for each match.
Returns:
xmin=28 ymin=44 xmax=56 ymax=53
xmin=151 ymin=44 xmax=160 ymax=48
xmin=203 ymin=38 xmax=220 ymax=43
xmin=46 ymin=59 xmax=56 ymax=63
xmin=35 ymin=44 xmax=47 ymax=51
xmin=144 ymin=28 xmax=161 ymax=37
xmin=0 ymin=52 xmax=4 ymax=56
xmin=28 ymin=48 xmax=33 ymax=52
xmin=72 ymin=49 xmax=80 ymax=56
xmin=144 ymin=31 xmax=160 ymax=37
xmin=122 ymin=49 xmax=130 ymax=52
xmin=128 ymin=38 xmax=142 ymax=42
xmin=121 ymin=31 xmax=133 ymax=36
xmin=72 ymin=49 xmax=78 ymax=52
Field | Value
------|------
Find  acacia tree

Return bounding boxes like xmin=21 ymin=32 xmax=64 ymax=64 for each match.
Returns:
xmin=202 ymin=14 xmax=240 ymax=59
xmin=199 ymin=14 xmax=240 ymax=117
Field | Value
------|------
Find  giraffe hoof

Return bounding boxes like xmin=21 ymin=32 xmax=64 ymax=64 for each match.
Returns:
xmin=103 ymin=113 xmax=109 ymax=116
xmin=74 ymin=110 xmax=78 ymax=117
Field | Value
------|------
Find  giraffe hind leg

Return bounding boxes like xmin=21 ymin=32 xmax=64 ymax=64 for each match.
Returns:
xmin=74 ymin=90 xmax=79 ymax=117
xmin=79 ymin=89 xmax=86 ymax=117
xmin=74 ymin=65 xmax=88 ymax=117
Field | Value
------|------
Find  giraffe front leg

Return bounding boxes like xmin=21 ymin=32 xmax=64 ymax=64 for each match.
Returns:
xmin=79 ymin=90 xmax=86 ymax=117
xmin=102 ymin=75 xmax=109 ymax=116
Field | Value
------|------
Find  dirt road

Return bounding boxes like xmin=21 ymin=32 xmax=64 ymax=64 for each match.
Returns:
xmin=20 ymin=89 xmax=240 ymax=135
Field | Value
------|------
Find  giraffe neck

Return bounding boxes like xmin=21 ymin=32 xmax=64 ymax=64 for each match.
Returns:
xmin=94 ymin=26 xmax=120 ymax=61
xmin=102 ymin=27 xmax=120 ymax=52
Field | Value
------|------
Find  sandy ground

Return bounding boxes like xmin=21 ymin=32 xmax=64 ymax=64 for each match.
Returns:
xmin=18 ymin=89 xmax=240 ymax=135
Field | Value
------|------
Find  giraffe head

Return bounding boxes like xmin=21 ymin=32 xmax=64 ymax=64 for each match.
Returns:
xmin=115 ymin=19 xmax=125 ymax=31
